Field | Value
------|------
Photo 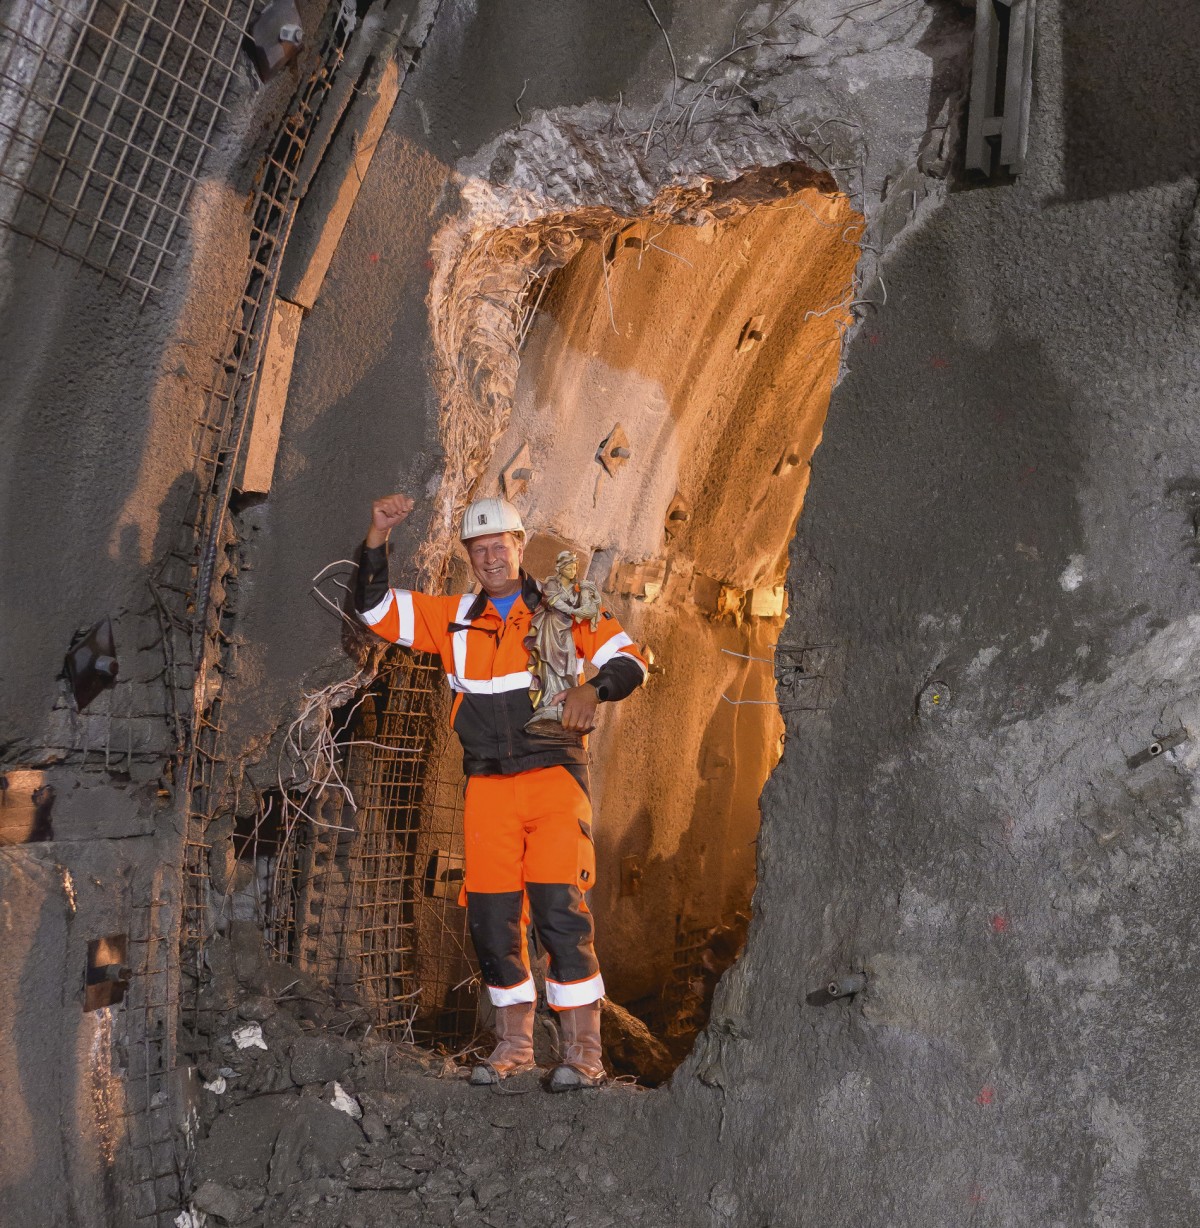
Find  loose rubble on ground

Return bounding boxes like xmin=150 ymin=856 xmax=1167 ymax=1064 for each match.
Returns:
xmin=180 ymin=923 xmax=679 ymax=1227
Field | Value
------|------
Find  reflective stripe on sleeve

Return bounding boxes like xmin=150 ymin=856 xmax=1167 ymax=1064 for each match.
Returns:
xmin=590 ymin=631 xmax=646 ymax=674
xmin=361 ymin=589 xmax=417 ymax=648
xmin=450 ymin=593 xmax=474 ymax=682
xmin=545 ymin=972 xmax=605 ymax=1009
xmin=395 ymin=590 xmax=415 ymax=644
xmin=487 ymin=975 xmax=537 ymax=1007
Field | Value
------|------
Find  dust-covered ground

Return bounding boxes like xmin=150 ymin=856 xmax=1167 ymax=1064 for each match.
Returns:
xmin=185 ymin=925 xmax=676 ymax=1228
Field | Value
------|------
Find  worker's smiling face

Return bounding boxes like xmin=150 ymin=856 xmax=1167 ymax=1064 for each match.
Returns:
xmin=466 ymin=531 xmax=524 ymax=598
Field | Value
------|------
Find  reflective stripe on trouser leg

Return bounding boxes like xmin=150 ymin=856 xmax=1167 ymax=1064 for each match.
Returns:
xmin=525 ymin=881 xmax=604 ymax=1008
xmin=466 ymin=890 xmax=536 ymax=1006
xmin=520 ymin=766 xmax=603 ymax=1009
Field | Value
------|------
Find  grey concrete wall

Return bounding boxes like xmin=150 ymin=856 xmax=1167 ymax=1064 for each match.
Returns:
xmin=651 ymin=1 xmax=1200 ymax=1223
xmin=0 ymin=834 xmax=159 ymax=1227
xmin=0 ymin=20 xmax=330 ymax=1225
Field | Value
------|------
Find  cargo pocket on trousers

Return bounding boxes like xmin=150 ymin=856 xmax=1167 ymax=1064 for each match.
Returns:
xmin=577 ymin=818 xmax=596 ymax=893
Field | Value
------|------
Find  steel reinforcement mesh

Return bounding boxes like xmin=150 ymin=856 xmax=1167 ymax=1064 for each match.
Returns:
xmin=347 ymin=651 xmax=478 ymax=1050
xmin=660 ymin=911 xmax=750 ymax=1043
xmin=174 ymin=3 xmax=355 ymax=1029
xmin=132 ymin=6 xmax=356 ymax=1224
xmin=0 ymin=0 xmax=255 ymax=299
xmin=254 ymin=650 xmax=480 ymax=1053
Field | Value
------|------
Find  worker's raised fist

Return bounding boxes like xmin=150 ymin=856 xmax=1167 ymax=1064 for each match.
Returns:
xmin=367 ymin=493 xmax=414 ymax=547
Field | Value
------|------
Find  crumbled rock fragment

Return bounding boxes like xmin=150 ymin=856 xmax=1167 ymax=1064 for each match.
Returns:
xmin=472 ymin=1175 xmax=508 ymax=1208
xmin=190 ymin=1179 xmax=261 ymax=1224
xmin=422 ymin=1166 xmax=464 ymax=1198
xmin=599 ymin=1000 xmax=673 ymax=1084
xmin=347 ymin=1157 xmax=427 ymax=1191
xmin=358 ymin=1088 xmax=411 ymax=1127
xmin=360 ymin=1109 xmax=388 ymax=1144
xmin=330 ymin=1080 xmax=363 ymax=1118
xmin=536 ymin=1121 xmax=570 ymax=1151
xmin=267 ymin=1099 xmax=365 ymax=1194
xmin=289 ymin=1034 xmax=353 ymax=1085
xmin=237 ymin=994 xmax=277 ymax=1022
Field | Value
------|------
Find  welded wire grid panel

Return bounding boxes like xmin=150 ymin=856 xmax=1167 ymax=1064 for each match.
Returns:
xmin=0 ymin=0 xmax=255 ymax=299
xmin=118 ymin=876 xmax=183 ymax=1226
xmin=661 ymin=920 xmax=714 ymax=1039
xmin=347 ymin=650 xmax=478 ymax=1051
xmin=410 ymin=720 xmax=478 ymax=1049
xmin=177 ymin=4 xmax=354 ymax=1003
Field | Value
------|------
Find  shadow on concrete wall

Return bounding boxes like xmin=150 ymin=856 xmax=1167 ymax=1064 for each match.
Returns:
xmin=1061 ymin=0 xmax=1200 ymax=200
xmin=824 ymin=332 xmax=1086 ymax=753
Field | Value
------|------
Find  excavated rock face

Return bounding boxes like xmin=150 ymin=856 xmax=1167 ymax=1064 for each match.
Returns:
xmin=456 ymin=188 xmax=862 ymax=1019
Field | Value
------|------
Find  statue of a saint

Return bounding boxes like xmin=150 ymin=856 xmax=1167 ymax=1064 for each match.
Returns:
xmin=525 ymin=551 xmax=603 ymax=736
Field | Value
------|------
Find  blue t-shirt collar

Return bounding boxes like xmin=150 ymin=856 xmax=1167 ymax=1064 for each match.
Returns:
xmin=489 ymin=590 xmax=520 ymax=621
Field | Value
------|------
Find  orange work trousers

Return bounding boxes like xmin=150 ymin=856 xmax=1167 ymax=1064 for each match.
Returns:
xmin=462 ymin=765 xmax=604 ymax=1010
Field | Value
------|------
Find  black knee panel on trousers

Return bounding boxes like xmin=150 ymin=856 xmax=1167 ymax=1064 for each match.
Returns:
xmin=466 ymin=891 xmax=525 ymax=988
xmin=525 ymin=882 xmax=598 ymax=985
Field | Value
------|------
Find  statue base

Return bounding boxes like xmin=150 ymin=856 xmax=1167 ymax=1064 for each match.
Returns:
xmin=524 ymin=704 xmax=591 ymax=740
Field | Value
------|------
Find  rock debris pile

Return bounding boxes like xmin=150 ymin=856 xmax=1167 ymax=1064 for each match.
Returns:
xmin=181 ymin=924 xmax=676 ymax=1227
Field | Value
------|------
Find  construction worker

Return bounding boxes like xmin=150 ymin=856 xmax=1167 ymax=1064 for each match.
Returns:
xmin=354 ymin=493 xmax=647 ymax=1090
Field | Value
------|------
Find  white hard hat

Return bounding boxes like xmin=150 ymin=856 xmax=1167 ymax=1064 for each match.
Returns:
xmin=460 ymin=496 xmax=525 ymax=541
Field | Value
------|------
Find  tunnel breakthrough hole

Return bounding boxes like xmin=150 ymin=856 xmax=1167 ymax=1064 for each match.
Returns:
xmin=249 ymin=168 xmax=860 ymax=1084
xmin=464 ymin=178 xmax=861 ymax=1081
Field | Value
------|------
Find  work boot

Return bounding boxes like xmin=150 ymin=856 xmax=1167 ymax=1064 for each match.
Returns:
xmin=548 ymin=1001 xmax=606 ymax=1091
xmin=470 ymin=1002 xmax=537 ymax=1085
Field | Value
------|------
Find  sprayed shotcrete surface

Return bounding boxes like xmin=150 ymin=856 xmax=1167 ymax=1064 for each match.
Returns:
xmin=7 ymin=0 xmax=1200 ymax=1224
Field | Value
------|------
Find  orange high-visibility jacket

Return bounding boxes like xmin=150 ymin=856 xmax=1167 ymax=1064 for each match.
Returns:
xmin=355 ymin=544 xmax=647 ymax=776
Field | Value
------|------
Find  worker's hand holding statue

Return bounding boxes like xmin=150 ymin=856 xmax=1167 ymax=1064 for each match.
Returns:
xmin=558 ymin=680 xmax=598 ymax=732
xmin=525 ymin=550 xmax=604 ymax=738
